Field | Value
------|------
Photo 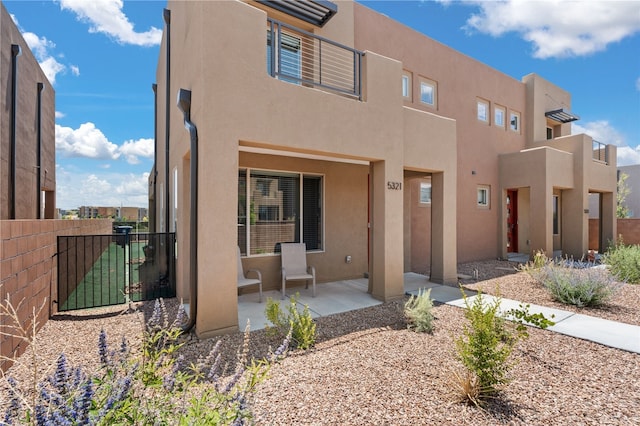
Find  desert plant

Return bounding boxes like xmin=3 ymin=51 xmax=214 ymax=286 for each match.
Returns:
xmin=265 ymin=293 xmax=316 ymax=350
xmin=453 ymin=290 xmax=554 ymax=406
xmin=404 ymin=288 xmax=435 ymax=333
xmin=2 ymin=297 xmax=285 ymax=425
xmin=604 ymin=239 xmax=640 ymax=284
xmin=536 ymin=263 xmax=622 ymax=307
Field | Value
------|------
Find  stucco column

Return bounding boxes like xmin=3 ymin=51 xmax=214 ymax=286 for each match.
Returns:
xmin=601 ymin=191 xmax=616 ymax=248
xmin=430 ymin=171 xmax=457 ymax=284
xmin=530 ymin=182 xmax=552 ymax=255
xmin=369 ymin=160 xmax=404 ymax=301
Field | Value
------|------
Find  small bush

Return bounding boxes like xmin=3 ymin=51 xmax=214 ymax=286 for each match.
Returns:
xmin=265 ymin=293 xmax=316 ymax=350
xmin=604 ymin=240 xmax=640 ymax=284
xmin=404 ymin=288 xmax=435 ymax=333
xmin=534 ymin=264 xmax=621 ymax=307
xmin=453 ymin=290 xmax=554 ymax=406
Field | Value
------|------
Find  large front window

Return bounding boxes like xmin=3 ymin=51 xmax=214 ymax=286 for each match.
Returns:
xmin=238 ymin=169 xmax=323 ymax=256
xmin=267 ymin=30 xmax=301 ymax=83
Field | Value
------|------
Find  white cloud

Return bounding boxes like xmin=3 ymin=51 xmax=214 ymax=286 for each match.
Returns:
xmin=617 ymin=146 xmax=640 ymax=166
xmin=119 ymin=138 xmax=154 ymax=164
xmin=459 ymin=0 xmax=640 ymax=58
xmin=20 ymin=31 xmax=67 ymax=84
xmin=573 ymin=120 xmax=640 ymax=166
xmin=636 ymin=77 xmax=640 ymax=91
xmin=59 ymin=0 xmax=162 ymax=47
xmin=56 ymin=167 xmax=150 ymax=209
xmin=55 ymin=111 xmax=66 ymax=119
xmin=70 ymin=65 xmax=80 ymax=76
xmin=56 ymin=122 xmax=121 ymax=160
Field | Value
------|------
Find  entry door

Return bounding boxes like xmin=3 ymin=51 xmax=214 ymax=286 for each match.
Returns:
xmin=507 ymin=190 xmax=518 ymax=253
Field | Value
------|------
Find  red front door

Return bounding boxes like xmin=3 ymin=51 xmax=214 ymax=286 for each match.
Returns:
xmin=507 ymin=190 xmax=518 ymax=253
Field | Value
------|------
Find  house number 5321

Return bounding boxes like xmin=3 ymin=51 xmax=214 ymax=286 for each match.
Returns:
xmin=387 ymin=181 xmax=402 ymax=190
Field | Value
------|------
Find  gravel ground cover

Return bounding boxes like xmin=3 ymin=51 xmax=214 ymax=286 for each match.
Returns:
xmin=2 ymin=260 xmax=639 ymax=425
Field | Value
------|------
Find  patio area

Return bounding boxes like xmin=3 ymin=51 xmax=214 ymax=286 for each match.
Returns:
xmin=237 ymin=273 xmax=468 ymax=331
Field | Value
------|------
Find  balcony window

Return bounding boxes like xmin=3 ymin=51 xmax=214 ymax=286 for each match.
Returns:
xmin=267 ymin=30 xmax=301 ymax=84
xmin=402 ymin=72 xmax=412 ymax=100
xmin=238 ymin=169 xmax=323 ymax=256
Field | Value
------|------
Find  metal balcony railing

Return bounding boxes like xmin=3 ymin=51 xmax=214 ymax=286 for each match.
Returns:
xmin=592 ymin=140 xmax=608 ymax=164
xmin=267 ymin=18 xmax=363 ymax=100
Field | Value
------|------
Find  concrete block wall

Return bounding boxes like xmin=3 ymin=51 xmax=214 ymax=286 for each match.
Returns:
xmin=0 ymin=219 xmax=112 ymax=372
xmin=589 ymin=218 xmax=640 ymax=251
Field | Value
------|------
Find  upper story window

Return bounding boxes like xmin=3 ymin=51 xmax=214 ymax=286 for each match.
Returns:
xmin=419 ymin=181 xmax=432 ymax=204
xmin=510 ymin=111 xmax=521 ymax=133
xmin=477 ymin=98 xmax=489 ymax=123
xmin=419 ymin=77 xmax=437 ymax=108
xmin=495 ymin=105 xmax=506 ymax=128
xmin=402 ymin=72 xmax=412 ymax=100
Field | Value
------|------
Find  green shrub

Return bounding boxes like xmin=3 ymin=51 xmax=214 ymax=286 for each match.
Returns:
xmin=604 ymin=240 xmax=640 ymax=284
xmin=453 ymin=290 xmax=554 ymax=406
xmin=404 ymin=288 xmax=435 ymax=333
xmin=532 ymin=263 xmax=621 ymax=307
xmin=265 ymin=293 xmax=316 ymax=350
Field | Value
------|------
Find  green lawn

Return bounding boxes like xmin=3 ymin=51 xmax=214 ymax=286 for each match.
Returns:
xmin=60 ymin=242 xmax=146 ymax=311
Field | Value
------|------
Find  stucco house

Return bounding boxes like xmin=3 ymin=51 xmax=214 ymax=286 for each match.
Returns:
xmin=149 ymin=0 xmax=617 ymax=338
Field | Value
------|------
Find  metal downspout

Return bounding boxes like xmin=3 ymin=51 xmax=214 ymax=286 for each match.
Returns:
xmin=152 ymin=83 xmax=158 ymax=232
xmin=163 ymin=8 xmax=171 ymax=234
xmin=37 ymin=82 xmax=44 ymax=219
xmin=10 ymin=44 xmax=21 ymax=219
xmin=177 ymin=88 xmax=197 ymax=333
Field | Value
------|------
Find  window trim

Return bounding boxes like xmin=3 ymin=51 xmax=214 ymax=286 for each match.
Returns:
xmin=239 ymin=167 xmax=325 ymax=257
xmin=477 ymin=98 xmax=490 ymax=123
xmin=477 ymin=185 xmax=490 ymax=209
xmin=419 ymin=76 xmax=437 ymax=108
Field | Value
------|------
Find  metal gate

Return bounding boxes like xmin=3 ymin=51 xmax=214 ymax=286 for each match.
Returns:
xmin=57 ymin=232 xmax=176 ymax=312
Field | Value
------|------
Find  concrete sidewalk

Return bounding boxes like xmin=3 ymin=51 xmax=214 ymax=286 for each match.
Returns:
xmin=238 ymin=272 xmax=640 ymax=354
xmin=404 ymin=273 xmax=640 ymax=354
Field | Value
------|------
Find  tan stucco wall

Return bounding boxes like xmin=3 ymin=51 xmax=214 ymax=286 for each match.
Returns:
xmin=353 ymin=2 xmax=525 ymax=263
xmin=0 ymin=3 xmax=55 ymax=220
xmin=154 ymin=0 xmax=457 ymax=337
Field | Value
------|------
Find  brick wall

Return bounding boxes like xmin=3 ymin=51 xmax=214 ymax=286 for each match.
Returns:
xmin=589 ymin=218 xmax=640 ymax=251
xmin=0 ymin=219 xmax=112 ymax=372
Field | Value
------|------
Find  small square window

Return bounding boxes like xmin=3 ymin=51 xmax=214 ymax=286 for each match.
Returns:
xmin=419 ymin=77 xmax=437 ymax=108
xmin=495 ymin=105 xmax=505 ymax=128
xmin=477 ymin=99 xmax=489 ymax=123
xmin=510 ymin=111 xmax=521 ymax=132
xmin=419 ymin=182 xmax=432 ymax=204
xmin=477 ymin=186 xmax=490 ymax=208
xmin=402 ymin=73 xmax=411 ymax=100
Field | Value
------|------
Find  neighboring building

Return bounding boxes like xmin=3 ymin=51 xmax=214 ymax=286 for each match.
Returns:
xmin=150 ymin=0 xmax=617 ymax=338
xmin=77 ymin=205 xmax=147 ymax=221
xmin=0 ymin=2 xmax=55 ymax=220
xmin=618 ymin=164 xmax=640 ymax=218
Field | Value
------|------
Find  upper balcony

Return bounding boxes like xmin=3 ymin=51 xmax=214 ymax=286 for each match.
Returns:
xmin=267 ymin=18 xmax=363 ymax=100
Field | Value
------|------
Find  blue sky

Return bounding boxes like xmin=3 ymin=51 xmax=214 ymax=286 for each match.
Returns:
xmin=4 ymin=0 xmax=640 ymax=210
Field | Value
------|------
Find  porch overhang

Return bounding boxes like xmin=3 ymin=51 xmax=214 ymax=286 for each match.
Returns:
xmin=257 ymin=0 xmax=337 ymax=27
xmin=545 ymin=108 xmax=580 ymax=123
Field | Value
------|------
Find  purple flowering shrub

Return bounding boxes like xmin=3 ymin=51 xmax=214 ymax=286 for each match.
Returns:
xmin=2 ymin=299 xmax=288 ymax=425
